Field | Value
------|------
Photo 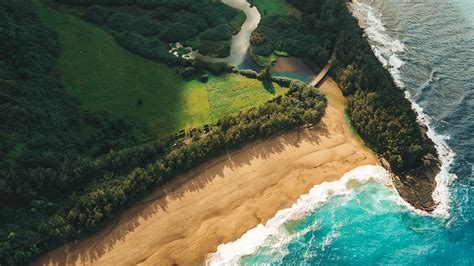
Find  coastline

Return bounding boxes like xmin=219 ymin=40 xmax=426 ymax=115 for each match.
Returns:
xmin=348 ymin=0 xmax=446 ymax=214
xmin=35 ymin=78 xmax=378 ymax=265
xmin=2 ymin=0 xmax=459 ymax=264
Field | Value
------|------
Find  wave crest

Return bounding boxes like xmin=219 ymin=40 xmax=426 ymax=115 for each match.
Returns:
xmin=350 ymin=0 xmax=457 ymax=217
xmin=205 ymin=165 xmax=391 ymax=265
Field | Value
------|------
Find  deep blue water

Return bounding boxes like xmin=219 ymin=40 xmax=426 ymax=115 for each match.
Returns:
xmin=209 ymin=1 xmax=474 ymax=264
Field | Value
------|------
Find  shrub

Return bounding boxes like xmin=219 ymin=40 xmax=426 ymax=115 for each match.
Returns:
xmin=106 ymin=13 xmax=163 ymax=36
xmin=193 ymin=58 xmax=233 ymax=75
xmin=238 ymin=69 xmax=258 ymax=79
xmin=271 ymin=76 xmax=293 ymax=87
xmin=83 ymin=5 xmax=111 ymax=25
xmin=199 ymin=25 xmax=232 ymax=41
xmin=160 ymin=22 xmax=199 ymax=42
xmin=115 ymin=32 xmax=178 ymax=65
xmin=207 ymin=62 xmax=232 ymax=74
xmin=177 ymin=66 xmax=196 ymax=80
xmin=200 ymin=73 xmax=209 ymax=83
xmin=175 ymin=12 xmax=208 ymax=32
xmin=250 ymin=31 xmax=265 ymax=45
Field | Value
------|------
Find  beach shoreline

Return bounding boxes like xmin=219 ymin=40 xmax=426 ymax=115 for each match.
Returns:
xmin=35 ymin=78 xmax=378 ymax=265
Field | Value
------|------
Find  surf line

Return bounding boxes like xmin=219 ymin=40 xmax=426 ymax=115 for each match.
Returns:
xmin=206 ymin=2 xmax=458 ymax=264
xmin=205 ymin=165 xmax=398 ymax=264
xmin=350 ymin=0 xmax=456 ymax=218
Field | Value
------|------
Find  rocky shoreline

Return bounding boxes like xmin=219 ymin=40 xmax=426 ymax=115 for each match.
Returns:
xmin=390 ymin=128 xmax=441 ymax=212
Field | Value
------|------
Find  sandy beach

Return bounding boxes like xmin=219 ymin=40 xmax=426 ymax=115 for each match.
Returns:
xmin=36 ymin=78 xmax=378 ymax=265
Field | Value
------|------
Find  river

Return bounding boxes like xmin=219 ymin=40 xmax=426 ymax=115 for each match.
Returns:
xmin=207 ymin=0 xmax=474 ymax=264
xmin=191 ymin=0 xmax=314 ymax=77
xmin=184 ymin=0 xmax=260 ymax=68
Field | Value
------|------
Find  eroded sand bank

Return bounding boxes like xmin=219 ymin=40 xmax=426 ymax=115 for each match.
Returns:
xmin=36 ymin=78 xmax=377 ymax=265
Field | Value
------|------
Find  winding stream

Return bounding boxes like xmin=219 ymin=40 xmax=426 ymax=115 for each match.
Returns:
xmin=189 ymin=0 xmax=314 ymax=77
xmin=220 ymin=0 xmax=261 ymax=67
xmin=180 ymin=0 xmax=261 ymax=68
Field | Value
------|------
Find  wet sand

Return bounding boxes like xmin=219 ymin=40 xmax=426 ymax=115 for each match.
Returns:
xmin=35 ymin=78 xmax=378 ymax=265
xmin=271 ymin=56 xmax=312 ymax=73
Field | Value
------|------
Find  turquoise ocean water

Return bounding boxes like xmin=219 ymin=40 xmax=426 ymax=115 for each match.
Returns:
xmin=207 ymin=0 xmax=474 ymax=264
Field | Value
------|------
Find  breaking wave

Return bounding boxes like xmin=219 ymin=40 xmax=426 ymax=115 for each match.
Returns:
xmin=205 ymin=166 xmax=394 ymax=264
xmin=205 ymin=1 xmax=461 ymax=264
xmin=350 ymin=0 xmax=456 ymax=217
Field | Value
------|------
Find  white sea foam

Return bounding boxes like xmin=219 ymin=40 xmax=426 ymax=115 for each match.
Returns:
xmin=205 ymin=165 xmax=391 ymax=265
xmin=351 ymin=1 xmax=406 ymax=88
xmin=205 ymin=2 xmax=458 ymax=264
xmin=350 ymin=0 xmax=457 ymax=217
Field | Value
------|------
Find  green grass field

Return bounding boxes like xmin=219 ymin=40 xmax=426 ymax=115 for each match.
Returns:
xmin=184 ymin=74 xmax=286 ymax=122
xmin=250 ymin=0 xmax=301 ymax=17
xmin=251 ymin=50 xmax=290 ymax=67
xmin=34 ymin=0 xmax=197 ymax=136
xmin=34 ymin=0 xmax=283 ymax=137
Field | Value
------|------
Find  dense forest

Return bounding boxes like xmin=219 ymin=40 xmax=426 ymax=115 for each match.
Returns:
xmin=260 ymin=0 xmax=436 ymax=174
xmin=61 ymin=0 xmax=245 ymax=62
xmin=284 ymin=0 xmax=438 ymax=173
xmin=0 ymin=1 xmax=326 ymax=264
xmin=249 ymin=0 xmax=338 ymax=67
xmin=0 ymin=0 xmax=440 ymax=264
xmin=332 ymin=1 xmax=438 ymax=173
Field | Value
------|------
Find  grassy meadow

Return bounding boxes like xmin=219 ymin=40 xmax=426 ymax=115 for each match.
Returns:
xmin=250 ymin=0 xmax=301 ymax=17
xmin=195 ymin=74 xmax=286 ymax=121
xmin=34 ymin=0 xmax=283 ymax=137
xmin=182 ymin=74 xmax=286 ymax=123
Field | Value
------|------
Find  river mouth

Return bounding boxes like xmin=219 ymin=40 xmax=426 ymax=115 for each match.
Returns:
xmin=270 ymin=56 xmax=315 ymax=83
xmin=196 ymin=0 xmax=315 ymax=81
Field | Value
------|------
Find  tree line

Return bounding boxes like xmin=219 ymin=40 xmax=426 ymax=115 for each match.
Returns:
xmin=65 ymin=0 xmax=243 ymax=71
xmin=0 ymin=0 xmax=440 ymax=264
xmin=0 ymin=1 xmax=327 ymax=264
xmin=250 ymin=0 xmax=338 ymax=67
xmin=251 ymin=0 xmax=436 ymax=175
xmin=290 ymin=0 xmax=438 ymax=173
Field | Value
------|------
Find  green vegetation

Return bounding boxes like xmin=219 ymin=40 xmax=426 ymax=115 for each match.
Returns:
xmin=183 ymin=38 xmax=231 ymax=58
xmin=57 ymin=0 xmax=246 ymax=60
xmin=0 ymin=2 xmax=325 ymax=260
xmin=205 ymin=74 xmax=286 ymax=120
xmin=330 ymin=2 xmax=436 ymax=171
xmin=34 ymin=0 xmax=279 ymax=137
xmin=0 ymin=0 xmax=439 ymax=265
xmin=250 ymin=2 xmax=338 ymax=68
xmin=228 ymin=10 xmax=247 ymax=34
xmin=287 ymin=0 xmax=437 ymax=172
xmin=251 ymin=51 xmax=278 ymax=67
xmin=182 ymin=73 xmax=287 ymax=125
xmin=249 ymin=50 xmax=288 ymax=67
xmin=200 ymin=24 xmax=232 ymax=41
xmin=286 ymin=0 xmax=325 ymax=14
xmin=35 ymin=0 xmax=204 ymax=136
xmin=182 ymin=24 xmax=235 ymax=58
xmin=249 ymin=0 xmax=301 ymax=17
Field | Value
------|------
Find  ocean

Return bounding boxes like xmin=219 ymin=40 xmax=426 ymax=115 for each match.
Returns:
xmin=207 ymin=0 xmax=474 ymax=264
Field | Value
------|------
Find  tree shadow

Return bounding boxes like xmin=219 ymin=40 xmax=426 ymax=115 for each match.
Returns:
xmin=261 ymin=79 xmax=275 ymax=94
xmin=39 ymin=123 xmax=333 ymax=266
